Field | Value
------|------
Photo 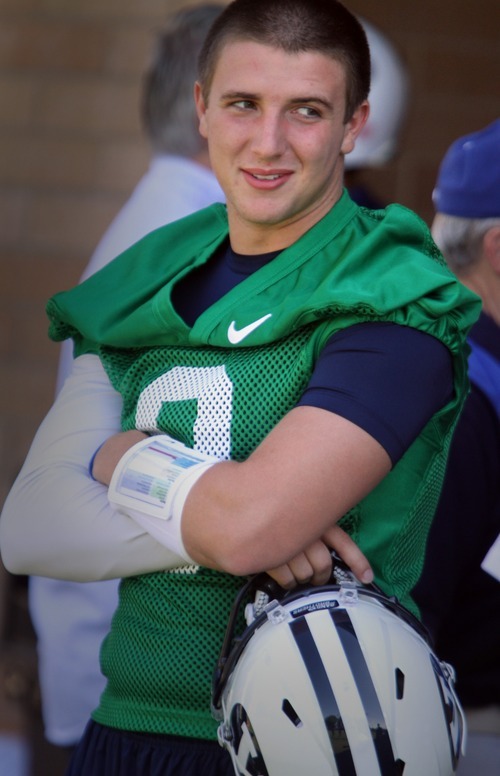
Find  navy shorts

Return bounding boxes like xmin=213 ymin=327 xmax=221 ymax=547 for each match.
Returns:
xmin=65 ymin=720 xmax=235 ymax=776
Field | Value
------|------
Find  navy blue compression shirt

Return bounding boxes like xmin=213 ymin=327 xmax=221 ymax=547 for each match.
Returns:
xmin=173 ymin=240 xmax=454 ymax=466
xmin=298 ymin=321 xmax=453 ymax=465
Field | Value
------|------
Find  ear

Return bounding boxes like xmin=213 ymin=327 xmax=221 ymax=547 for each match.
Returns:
xmin=341 ymin=100 xmax=370 ymax=155
xmin=194 ymin=81 xmax=208 ymax=140
xmin=483 ymin=226 xmax=500 ymax=274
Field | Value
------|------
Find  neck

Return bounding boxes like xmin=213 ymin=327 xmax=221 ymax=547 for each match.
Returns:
xmin=228 ymin=223 xmax=299 ymax=254
xmin=227 ymin=188 xmax=344 ymax=255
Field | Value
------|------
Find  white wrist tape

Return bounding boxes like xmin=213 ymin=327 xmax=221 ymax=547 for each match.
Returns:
xmin=108 ymin=435 xmax=217 ymax=563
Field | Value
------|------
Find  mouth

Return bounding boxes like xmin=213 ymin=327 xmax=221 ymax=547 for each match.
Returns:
xmin=242 ymin=168 xmax=292 ymax=189
xmin=251 ymin=173 xmax=282 ymax=181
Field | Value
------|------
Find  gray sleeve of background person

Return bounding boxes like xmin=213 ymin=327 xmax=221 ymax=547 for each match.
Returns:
xmin=0 ymin=354 xmax=186 ymax=581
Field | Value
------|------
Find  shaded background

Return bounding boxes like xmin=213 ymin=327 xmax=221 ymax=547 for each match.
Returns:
xmin=0 ymin=0 xmax=498 ymax=770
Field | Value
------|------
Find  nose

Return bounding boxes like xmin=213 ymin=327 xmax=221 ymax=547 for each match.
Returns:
xmin=251 ymin=111 xmax=286 ymax=159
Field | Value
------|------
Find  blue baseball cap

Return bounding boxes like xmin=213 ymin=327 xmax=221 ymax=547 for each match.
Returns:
xmin=432 ymin=119 xmax=500 ymax=218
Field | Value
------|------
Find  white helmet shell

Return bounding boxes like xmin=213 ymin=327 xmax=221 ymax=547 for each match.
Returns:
xmin=345 ymin=19 xmax=409 ymax=169
xmin=213 ymin=583 xmax=465 ymax=776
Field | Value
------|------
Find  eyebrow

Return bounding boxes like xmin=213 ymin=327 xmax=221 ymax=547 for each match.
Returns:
xmin=220 ymin=91 xmax=334 ymax=111
xmin=220 ymin=90 xmax=258 ymax=102
xmin=289 ymin=96 xmax=334 ymax=111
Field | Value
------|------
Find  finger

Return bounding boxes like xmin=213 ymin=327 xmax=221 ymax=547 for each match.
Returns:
xmin=266 ymin=543 xmax=333 ymax=589
xmin=286 ymin=553 xmax=315 ymax=585
xmin=265 ymin=564 xmax=297 ymax=589
xmin=322 ymin=524 xmax=373 ymax=584
xmin=302 ymin=541 xmax=333 ymax=585
xmin=266 ymin=555 xmax=314 ymax=589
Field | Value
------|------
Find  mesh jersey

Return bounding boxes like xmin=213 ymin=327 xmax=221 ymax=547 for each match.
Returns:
xmin=47 ymin=191 xmax=480 ymax=739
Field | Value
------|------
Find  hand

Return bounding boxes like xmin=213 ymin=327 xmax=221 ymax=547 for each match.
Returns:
xmin=265 ymin=524 xmax=373 ymax=590
xmin=91 ymin=430 xmax=148 ymax=486
xmin=265 ymin=540 xmax=333 ymax=589
xmin=322 ymin=523 xmax=373 ymax=584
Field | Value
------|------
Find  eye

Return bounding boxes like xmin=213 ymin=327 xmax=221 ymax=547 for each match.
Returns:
xmin=231 ymin=99 xmax=256 ymax=111
xmin=295 ymin=106 xmax=321 ymax=119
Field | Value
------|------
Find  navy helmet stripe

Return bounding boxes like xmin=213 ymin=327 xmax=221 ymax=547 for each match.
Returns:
xmin=330 ymin=609 xmax=403 ymax=775
xmin=290 ymin=617 xmax=356 ymax=776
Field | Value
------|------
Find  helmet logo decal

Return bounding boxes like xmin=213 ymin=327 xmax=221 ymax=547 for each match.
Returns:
xmin=291 ymin=599 xmax=340 ymax=618
xmin=289 ymin=616 xmax=357 ymax=774
xmin=331 ymin=609 xmax=405 ymax=775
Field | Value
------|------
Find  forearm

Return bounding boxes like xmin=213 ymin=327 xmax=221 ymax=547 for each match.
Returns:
xmin=1 ymin=467 xmax=185 ymax=581
xmin=95 ymin=408 xmax=385 ymax=578
xmin=181 ymin=408 xmax=389 ymax=574
xmin=93 ymin=436 xmax=287 ymax=573
xmin=0 ymin=356 xmax=187 ymax=581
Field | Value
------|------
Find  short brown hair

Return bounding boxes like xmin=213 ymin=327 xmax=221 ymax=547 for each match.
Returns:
xmin=198 ymin=0 xmax=370 ymax=121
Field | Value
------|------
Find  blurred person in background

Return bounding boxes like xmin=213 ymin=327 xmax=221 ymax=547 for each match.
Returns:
xmin=27 ymin=5 xmax=224 ymax=774
xmin=413 ymin=118 xmax=500 ymax=776
xmin=344 ymin=18 xmax=408 ymax=209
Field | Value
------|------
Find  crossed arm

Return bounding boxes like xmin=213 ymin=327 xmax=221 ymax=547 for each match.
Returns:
xmin=1 ymin=354 xmax=388 ymax=585
xmin=92 ymin=389 xmax=390 ymax=587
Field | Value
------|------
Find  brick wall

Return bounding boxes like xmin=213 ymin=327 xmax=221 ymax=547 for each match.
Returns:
xmin=0 ymin=0 xmax=498 ymax=511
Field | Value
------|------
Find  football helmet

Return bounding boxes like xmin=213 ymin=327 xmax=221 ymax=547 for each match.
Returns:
xmin=212 ymin=566 xmax=466 ymax=775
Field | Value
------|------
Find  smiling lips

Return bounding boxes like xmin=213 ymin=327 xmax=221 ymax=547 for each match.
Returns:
xmin=242 ymin=168 xmax=292 ymax=189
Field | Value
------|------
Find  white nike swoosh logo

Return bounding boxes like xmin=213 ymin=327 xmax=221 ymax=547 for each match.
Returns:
xmin=227 ymin=313 xmax=272 ymax=344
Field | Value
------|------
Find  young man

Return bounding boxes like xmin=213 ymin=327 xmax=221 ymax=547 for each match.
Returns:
xmin=0 ymin=1 xmax=479 ymax=773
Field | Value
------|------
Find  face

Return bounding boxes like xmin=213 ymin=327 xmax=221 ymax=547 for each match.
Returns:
xmin=195 ymin=40 xmax=368 ymax=252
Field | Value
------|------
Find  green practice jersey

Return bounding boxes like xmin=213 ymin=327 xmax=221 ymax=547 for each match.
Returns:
xmin=47 ymin=191 xmax=479 ymax=739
